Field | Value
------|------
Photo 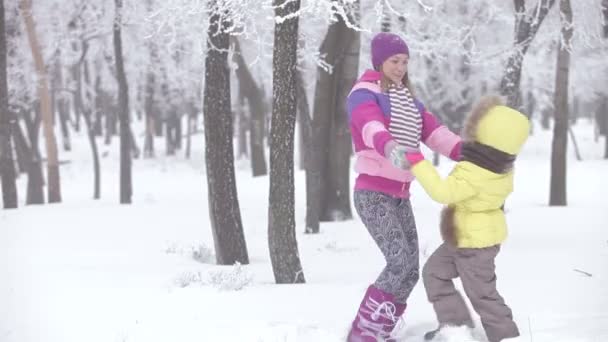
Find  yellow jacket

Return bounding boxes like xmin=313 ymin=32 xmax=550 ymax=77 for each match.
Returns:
xmin=411 ymin=160 xmax=513 ymax=248
xmin=410 ymin=97 xmax=529 ymax=248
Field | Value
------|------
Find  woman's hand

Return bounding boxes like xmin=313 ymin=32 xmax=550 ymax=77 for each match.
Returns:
xmin=385 ymin=141 xmax=423 ymax=169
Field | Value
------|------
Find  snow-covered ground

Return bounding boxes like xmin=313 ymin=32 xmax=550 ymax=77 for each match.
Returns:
xmin=1 ymin=118 xmax=607 ymax=342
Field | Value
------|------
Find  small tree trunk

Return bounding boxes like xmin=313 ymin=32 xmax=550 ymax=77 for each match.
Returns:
xmin=21 ymin=111 xmax=44 ymax=204
xmin=381 ymin=0 xmax=391 ymax=32
xmin=602 ymin=0 xmax=608 ymax=158
xmin=143 ymin=70 xmax=156 ymax=158
xmin=73 ymin=60 xmax=102 ymax=200
xmin=165 ymin=111 xmax=176 ymax=156
xmin=129 ymin=126 xmax=140 ymax=159
xmin=104 ymin=92 xmax=116 ymax=145
xmin=236 ymin=96 xmax=248 ymax=158
xmin=433 ymin=151 xmax=440 ymax=166
xmin=93 ymin=72 xmax=103 ymax=136
xmin=296 ymin=68 xmax=311 ymax=171
xmin=268 ymin=0 xmax=305 ymax=284
xmin=549 ymin=0 xmax=572 ymax=206
xmin=20 ymin=0 xmax=61 ymax=203
xmin=114 ymin=0 xmax=132 ymax=204
xmin=12 ymin=117 xmax=29 ymax=173
xmin=57 ymin=97 xmax=71 ymax=151
xmin=541 ymin=106 xmax=552 ymax=129
xmin=52 ymin=52 xmax=71 ymax=152
xmin=568 ymin=126 xmax=581 ymax=161
xmin=185 ymin=102 xmax=197 ymax=159
xmin=174 ymin=111 xmax=182 ymax=150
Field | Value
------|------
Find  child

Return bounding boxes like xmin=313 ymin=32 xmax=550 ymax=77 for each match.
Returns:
xmin=404 ymin=96 xmax=529 ymax=342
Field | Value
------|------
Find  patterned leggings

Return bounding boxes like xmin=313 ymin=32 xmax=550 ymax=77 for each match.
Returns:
xmin=354 ymin=190 xmax=420 ymax=304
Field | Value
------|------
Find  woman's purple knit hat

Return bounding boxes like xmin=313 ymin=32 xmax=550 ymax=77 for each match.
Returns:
xmin=371 ymin=33 xmax=409 ymax=70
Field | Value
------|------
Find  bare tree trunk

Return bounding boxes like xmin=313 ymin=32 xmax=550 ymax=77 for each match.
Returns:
xmin=52 ymin=52 xmax=71 ymax=152
xmin=129 ymin=126 xmax=140 ymax=159
xmin=185 ymin=102 xmax=197 ymax=159
xmin=602 ymin=0 xmax=608 ymax=158
xmin=103 ymin=88 xmax=117 ymax=145
xmin=600 ymin=96 xmax=608 ymax=159
xmin=541 ymin=106 xmax=552 ymax=129
xmin=568 ymin=126 xmax=581 ymax=161
xmin=21 ymin=110 xmax=44 ymax=204
xmin=307 ymin=31 xmax=336 ymax=233
xmin=11 ymin=116 xmax=28 ymax=173
xmin=296 ymin=65 xmax=312 ymax=171
xmin=20 ymin=0 xmax=61 ymax=203
xmin=165 ymin=110 xmax=176 ymax=156
xmin=114 ymin=0 xmax=132 ymax=204
xmin=203 ymin=0 xmax=249 ymax=266
xmin=500 ymin=0 xmax=556 ymax=110
xmin=323 ymin=4 xmax=359 ymax=222
xmin=549 ymin=0 xmax=572 ymax=206
xmin=0 ymin=0 xmax=17 ymax=208
xmin=381 ymin=0 xmax=391 ymax=32
xmin=236 ymin=94 xmax=248 ymax=158
xmin=76 ymin=59 xmax=101 ymax=200
xmin=174 ymin=110 xmax=182 ymax=150
xmin=603 ymin=0 xmax=608 ymax=37
xmin=143 ymin=39 xmax=157 ymax=158
xmin=57 ymin=96 xmax=71 ymax=150
xmin=268 ymin=0 xmax=305 ymax=284
xmin=232 ymin=38 xmax=267 ymax=176
xmin=93 ymin=69 xmax=103 ymax=136
xmin=310 ymin=4 xmax=359 ymax=225
xmin=144 ymin=70 xmax=155 ymax=158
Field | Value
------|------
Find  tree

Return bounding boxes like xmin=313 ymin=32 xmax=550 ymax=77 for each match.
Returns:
xmin=0 ymin=0 xmax=17 ymax=209
xmin=20 ymin=0 xmax=61 ymax=203
xmin=381 ymin=0 xmax=391 ymax=32
xmin=549 ymin=0 xmax=573 ymax=206
xmin=113 ymin=0 xmax=132 ymax=204
xmin=232 ymin=37 xmax=267 ymax=177
xmin=307 ymin=2 xmax=359 ymax=232
xmin=268 ymin=0 xmax=305 ymax=284
xmin=500 ymin=0 xmax=556 ymax=110
xmin=203 ymin=0 xmax=249 ymax=266
xmin=143 ymin=10 xmax=158 ymax=159
xmin=601 ymin=0 xmax=608 ymax=158
xmin=323 ymin=3 xmax=359 ymax=222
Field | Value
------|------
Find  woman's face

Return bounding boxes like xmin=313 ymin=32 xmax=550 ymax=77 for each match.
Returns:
xmin=381 ymin=53 xmax=409 ymax=85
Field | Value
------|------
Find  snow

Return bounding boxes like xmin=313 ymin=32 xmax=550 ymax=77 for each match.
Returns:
xmin=1 ymin=119 xmax=607 ymax=342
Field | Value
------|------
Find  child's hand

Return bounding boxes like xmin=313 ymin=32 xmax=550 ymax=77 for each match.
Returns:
xmin=405 ymin=152 xmax=425 ymax=167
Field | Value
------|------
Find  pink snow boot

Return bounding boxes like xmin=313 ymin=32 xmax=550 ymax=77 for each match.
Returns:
xmin=347 ymin=285 xmax=406 ymax=342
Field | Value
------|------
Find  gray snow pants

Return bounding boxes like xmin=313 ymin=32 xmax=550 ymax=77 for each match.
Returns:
xmin=422 ymin=243 xmax=519 ymax=342
xmin=354 ymin=190 xmax=420 ymax=304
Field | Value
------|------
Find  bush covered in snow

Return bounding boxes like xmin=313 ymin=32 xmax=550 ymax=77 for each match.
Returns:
xmin=208 ymin=263 xmax=253 ymax=291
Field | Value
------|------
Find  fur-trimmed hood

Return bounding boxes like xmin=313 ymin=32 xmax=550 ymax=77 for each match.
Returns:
xmin=460 ymin=96 xmax=530 ymax=155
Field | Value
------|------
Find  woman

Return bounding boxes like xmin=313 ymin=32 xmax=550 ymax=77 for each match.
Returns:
xmin=346 ymin=32 xmax=461 ymax=341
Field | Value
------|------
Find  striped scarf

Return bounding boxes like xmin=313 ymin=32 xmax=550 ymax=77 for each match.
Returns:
xmin=387 ymin=85 xmax=422 ymax=149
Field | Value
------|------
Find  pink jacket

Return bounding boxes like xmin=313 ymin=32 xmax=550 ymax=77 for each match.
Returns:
xmin=347 ymin=70 xmax=461 ymax=198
